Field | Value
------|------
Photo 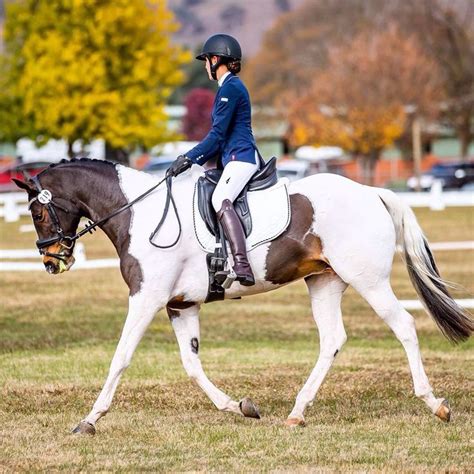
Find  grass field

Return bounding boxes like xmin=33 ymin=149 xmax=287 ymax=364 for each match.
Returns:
xmin=0 ymin=207 xmax=473 ymax=471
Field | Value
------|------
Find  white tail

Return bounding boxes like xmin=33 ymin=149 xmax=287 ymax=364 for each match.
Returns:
xmin=376 ymin=188 xmax=473 ymax=343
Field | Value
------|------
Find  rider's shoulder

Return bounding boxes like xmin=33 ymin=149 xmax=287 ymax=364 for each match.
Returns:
xmin=221 ymin=75 xmax=246 ymax=96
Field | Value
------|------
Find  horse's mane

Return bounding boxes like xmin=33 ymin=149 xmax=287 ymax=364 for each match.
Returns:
xmin=39 ymin=157 xmax=117 ymax=176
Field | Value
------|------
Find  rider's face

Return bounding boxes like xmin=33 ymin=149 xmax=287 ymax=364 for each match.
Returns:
xmin=205 ymin=56 xmax=217 ymax=81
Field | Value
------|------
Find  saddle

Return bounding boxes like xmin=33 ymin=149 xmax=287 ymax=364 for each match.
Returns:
xmin=197 ymin=157 xmax=278 ymax=237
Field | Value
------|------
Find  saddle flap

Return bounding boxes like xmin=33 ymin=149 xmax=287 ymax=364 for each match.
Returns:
xmin=197 ymin=176 xmax=252 ymax=237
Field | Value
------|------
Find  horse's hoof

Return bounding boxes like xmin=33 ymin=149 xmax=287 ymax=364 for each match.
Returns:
xmin=239 ymin=397 xmax=260 ymax=419
xmin=72 ymin=421 xmax=96 ymax=435
xmin=435 ymin=399 xmax=451 ymax=423
xmin=285 ymin=417 xmax=306 ymax=428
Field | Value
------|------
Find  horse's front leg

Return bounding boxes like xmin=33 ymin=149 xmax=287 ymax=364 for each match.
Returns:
xmin=168 ymin=303 xmax=260 ymax=419
xmin=73 ymin=292 xmax=164 ymax=435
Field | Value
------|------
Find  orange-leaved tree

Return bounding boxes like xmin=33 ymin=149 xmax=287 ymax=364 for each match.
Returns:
xmin=289 ymin=26 xmax=443 ymax=183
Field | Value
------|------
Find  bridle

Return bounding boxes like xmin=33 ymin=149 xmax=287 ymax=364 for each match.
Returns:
xmin=29 ymin=172 xmax=179 ymax=261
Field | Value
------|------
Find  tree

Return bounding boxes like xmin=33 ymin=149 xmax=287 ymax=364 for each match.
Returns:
xmin=182 ymin=88 xmax=214 ymax=140
xmin=399 ymin=0 xmax=474 ymax=160
xmin=243 ymin=0 xmax=389 ymax=107
xmin=245 ymin=0 xmax=473 ymax=160
xmin=1 ymin=0 xmax=190 ymax=162
xmin=288 ymin=27 xmax=443 ymax=184
xmin=168 ymin=45 xmax=215 ymax=105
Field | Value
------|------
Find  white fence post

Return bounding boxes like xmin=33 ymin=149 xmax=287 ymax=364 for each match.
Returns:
xmin=430 ymin=180 xmax=445 ymax=211
xmin=0 ymin=193 xmax=29 ymax=222
xmin=4 ymin=196 xmax=20 ymax=222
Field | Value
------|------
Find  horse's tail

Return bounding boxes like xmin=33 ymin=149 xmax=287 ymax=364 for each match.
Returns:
xmin=376 ymin=188 xmax=473 ymax=343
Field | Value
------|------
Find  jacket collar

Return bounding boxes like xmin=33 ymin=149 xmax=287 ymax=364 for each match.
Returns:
xmin=218 ymin=71 xmax=233 ymax=87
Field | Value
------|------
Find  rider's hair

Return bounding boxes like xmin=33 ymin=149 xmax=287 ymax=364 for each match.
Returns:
xmin=225 ymin=59 xmax=241 ymax=74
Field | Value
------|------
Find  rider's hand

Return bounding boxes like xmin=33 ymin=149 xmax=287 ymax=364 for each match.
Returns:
xmin=167 ymin=155 xmax=192 ymax=178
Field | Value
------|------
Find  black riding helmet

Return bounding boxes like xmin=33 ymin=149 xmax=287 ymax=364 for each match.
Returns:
xmin=196 ymin=34 xmax=242 ymax=80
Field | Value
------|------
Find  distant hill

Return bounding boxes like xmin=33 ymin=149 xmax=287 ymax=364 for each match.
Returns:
xmin=168 ymin=0 xmax=306 ymax=57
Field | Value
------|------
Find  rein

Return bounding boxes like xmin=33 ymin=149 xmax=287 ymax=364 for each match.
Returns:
xmin=30 ymin=172 xmax=180 ymax=257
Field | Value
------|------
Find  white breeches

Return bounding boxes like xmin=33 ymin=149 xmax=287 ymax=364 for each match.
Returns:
xmin=211 ymin=159 xmax=259 ymax=212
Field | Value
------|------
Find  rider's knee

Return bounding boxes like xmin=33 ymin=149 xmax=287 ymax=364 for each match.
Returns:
xmin=211 ymin=191 xmax=224 ymax=213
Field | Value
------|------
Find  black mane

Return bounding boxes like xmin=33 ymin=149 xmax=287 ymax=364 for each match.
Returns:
xmin=39 ymin=157 xmax=117 ymax=176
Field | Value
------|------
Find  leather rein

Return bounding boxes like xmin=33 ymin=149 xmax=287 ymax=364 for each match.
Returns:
xmin=29 ymin=173 xmax=180 ymax=260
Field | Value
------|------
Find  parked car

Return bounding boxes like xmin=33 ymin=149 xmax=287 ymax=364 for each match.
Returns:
xmin=0 ymin=161 xmax=51 ymax=192
xmin=277 ymin=160 xmax=310 ymax=181
xmin=142 ymin=156 xmax=175 ymax=179
xmin=407 ymin=162 xmax=474 ymax=190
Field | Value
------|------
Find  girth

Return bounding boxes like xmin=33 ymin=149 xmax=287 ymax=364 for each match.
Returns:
xmin=197 ymin=156 xmax=278 ymax=237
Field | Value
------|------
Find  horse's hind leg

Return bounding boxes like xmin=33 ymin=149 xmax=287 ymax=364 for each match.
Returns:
xmin=286 ymin=273 xmax=348 ymax=427
xmin=354 ymin=278 xmax=451 ymax=421
xmin=169 ymin=304 xmax=260 ymax=419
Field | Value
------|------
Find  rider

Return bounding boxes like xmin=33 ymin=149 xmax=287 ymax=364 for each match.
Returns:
xmin=168 ymin=34 xmax=260 ymax=286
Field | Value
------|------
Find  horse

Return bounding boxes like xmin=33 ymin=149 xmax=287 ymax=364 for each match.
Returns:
xmin=13 ymin=158 xmax=472 ymax=435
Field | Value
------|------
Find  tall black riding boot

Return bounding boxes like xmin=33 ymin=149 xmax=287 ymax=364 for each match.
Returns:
xmin=217 ymin=199 xmax=255 ymax=286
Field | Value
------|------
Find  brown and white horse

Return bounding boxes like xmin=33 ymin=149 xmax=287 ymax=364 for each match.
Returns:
xmin=13 ymin=159 xmax=472 ymax=434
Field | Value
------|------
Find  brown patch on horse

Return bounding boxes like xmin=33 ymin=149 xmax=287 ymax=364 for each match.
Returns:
xmin=167 ymin=295 xmax=196 ymax=317
xmin=42 ymin=243 xmax=63 ymax=265
xmin=265 ymin=194 xmax=331 ymax=285
xmin=166 ymin=306 xmax=181 ymax=320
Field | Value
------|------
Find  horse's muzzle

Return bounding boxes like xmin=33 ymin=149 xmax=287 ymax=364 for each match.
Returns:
xmin=42 ymin=243 xmax=76 ymax=274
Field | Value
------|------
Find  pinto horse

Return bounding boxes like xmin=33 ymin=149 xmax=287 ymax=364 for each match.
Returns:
xmin=13 ymin=158 xmax=472 ymax=434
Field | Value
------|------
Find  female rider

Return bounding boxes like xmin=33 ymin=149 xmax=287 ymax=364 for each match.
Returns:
xmin=168 ymin=34 xmax=260 ymax=286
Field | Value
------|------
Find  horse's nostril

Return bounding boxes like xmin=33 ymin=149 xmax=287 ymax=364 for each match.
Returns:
xmin=44 ymin=261 xmax=57 ymax=274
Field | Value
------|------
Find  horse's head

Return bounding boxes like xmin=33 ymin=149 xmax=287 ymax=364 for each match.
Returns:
xmin=13 ymin=175 xmax=82 ymax=274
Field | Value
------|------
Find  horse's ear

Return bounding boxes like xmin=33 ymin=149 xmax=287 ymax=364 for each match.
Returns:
xmin=12 ymin=178 xmax=33 ymax=192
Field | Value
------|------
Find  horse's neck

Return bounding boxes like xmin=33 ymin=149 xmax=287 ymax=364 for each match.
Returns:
xmin=49 ymin=163 xmax=132 ymax=254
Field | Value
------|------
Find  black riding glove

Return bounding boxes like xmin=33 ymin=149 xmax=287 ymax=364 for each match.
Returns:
xmin=167 ymin=155 xmax=192 ymax=177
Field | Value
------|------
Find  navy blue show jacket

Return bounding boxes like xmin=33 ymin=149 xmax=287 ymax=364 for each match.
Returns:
xmin=185 ymin=74 xmax=258 ymax=167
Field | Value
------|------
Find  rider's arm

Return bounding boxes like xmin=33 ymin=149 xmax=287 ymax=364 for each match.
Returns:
xmin=185 ymin=84 xmax=240 ymax=166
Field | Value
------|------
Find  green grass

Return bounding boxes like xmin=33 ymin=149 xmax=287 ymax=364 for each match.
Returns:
xmin=0 ymin=208 xmax=473 ymax=471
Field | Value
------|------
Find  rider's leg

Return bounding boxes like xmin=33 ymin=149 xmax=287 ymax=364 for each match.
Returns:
xmin=212 ymin=160 xmax=259 ymax=286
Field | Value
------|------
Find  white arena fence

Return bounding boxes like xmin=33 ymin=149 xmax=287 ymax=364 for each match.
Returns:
xmin=1 ymin=183 xmax=473 ymax=222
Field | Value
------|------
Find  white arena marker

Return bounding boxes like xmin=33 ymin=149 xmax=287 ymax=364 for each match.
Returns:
xmin=0 ymin=248 xmax=40 ymax=259
xmin=0 ymin=258 xmax=120 ymax=272
xmin=19 ymin=224 xmax=36 ymax=233
xmin=401 ymin=299 xmax=474 ymax=310
xmin=430 ymin=241 xmax=474 ymax=251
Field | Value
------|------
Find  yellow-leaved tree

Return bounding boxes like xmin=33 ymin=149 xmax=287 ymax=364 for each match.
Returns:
xmin=1 ymin=0 xmax=190 ymax=162
xmin=288 ymin=26 xmax=443 ymax=183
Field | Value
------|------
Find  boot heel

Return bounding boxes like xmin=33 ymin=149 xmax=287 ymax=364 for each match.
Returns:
xmin=236 ymin=274 xmax=255 ymax=286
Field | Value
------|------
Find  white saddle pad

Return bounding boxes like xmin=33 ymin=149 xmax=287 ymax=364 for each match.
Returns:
xmin=193 ymin=178 xmax=291 ymax=253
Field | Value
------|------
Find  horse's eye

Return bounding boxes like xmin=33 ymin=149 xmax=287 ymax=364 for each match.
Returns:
xmin=33 ymin=213 xmax=43 ymax=222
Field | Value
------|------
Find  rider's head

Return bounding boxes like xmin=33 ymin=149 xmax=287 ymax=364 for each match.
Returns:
xmin=196 ymin=34 xmax=242 ymax=81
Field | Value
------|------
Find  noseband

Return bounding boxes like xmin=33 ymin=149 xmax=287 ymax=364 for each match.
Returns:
xmin=29 ymin=172 xmax=178 ymax=261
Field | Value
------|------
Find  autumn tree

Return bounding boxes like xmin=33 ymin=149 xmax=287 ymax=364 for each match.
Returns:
xmin=245 ymin=0 xmax=473 ymax=160
xmin=182 ymin=88 xmax=214 ymax=140
xmin=289 ymin=27 xmax=443 ymax=184
xmin=243 ymin=0 xmax=391 ymax=107
xmin=1 ymin=0 xmax=190 ymax=162
xmin=398 ymin=0 xmax=474 ymax=160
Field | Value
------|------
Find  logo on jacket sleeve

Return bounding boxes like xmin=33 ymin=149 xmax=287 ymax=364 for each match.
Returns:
xmin=221 ymin=97 xmax=229 ymax=102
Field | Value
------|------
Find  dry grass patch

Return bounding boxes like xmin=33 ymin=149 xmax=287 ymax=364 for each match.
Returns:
xmin=0 ymin=207 xmax=473 ymax=471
